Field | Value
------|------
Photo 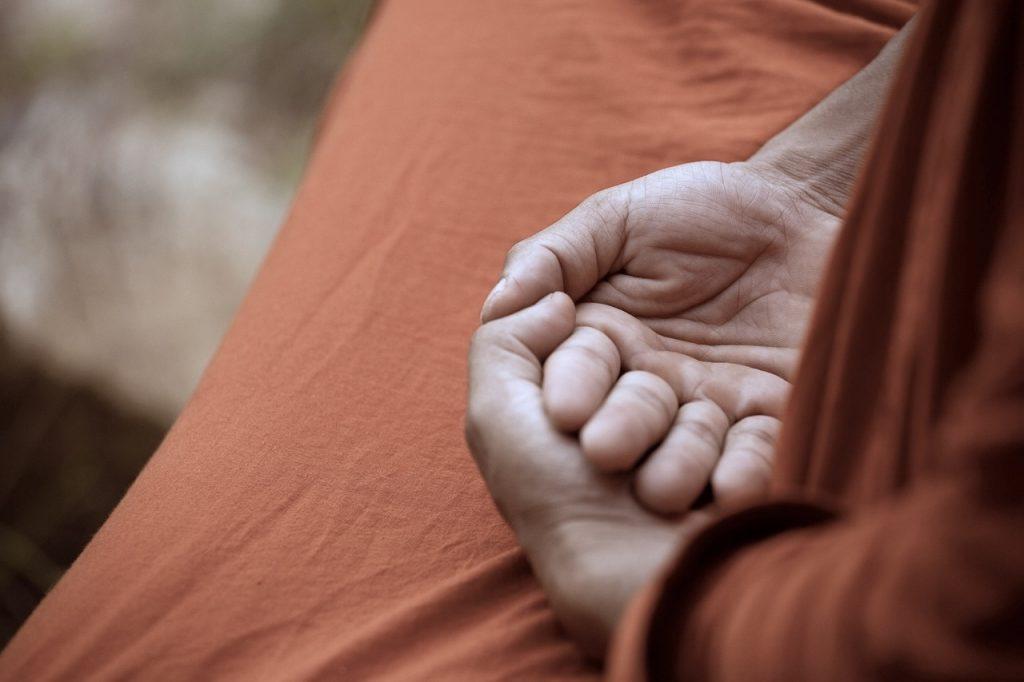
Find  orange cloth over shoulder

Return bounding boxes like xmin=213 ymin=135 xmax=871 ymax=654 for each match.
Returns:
xmin=2 ymin=1 xmax=913 ymax=679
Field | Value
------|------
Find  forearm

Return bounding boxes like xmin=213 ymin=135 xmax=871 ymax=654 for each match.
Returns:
xmin=747 ymin=18 xmax=916 ymax=218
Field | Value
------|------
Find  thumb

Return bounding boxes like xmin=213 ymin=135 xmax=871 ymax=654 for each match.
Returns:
xmin=481 ymin=188 xmax=629 ymax=323
xmin=469 ymin=292 xmax=575 ymax=390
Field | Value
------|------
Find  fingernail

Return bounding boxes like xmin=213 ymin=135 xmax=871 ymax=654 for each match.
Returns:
xmin=481 ymin=277 xmax=507 ymax=320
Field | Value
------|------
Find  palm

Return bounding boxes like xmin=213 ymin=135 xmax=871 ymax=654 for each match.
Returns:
xmin=482 ymin=161 xmax=838 ymax=512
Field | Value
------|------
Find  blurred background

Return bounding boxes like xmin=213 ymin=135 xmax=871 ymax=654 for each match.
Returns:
xmin=0 ymin=0 xmax=375 ymax=644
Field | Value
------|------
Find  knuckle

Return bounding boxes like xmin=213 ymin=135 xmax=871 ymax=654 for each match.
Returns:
xmin=586 ymin=186 xmax=619 ymax=210
xmin=573 ymin=342 xmax=612 ymax=369
xmin=577 ymin=326 xmax=617 ymax=353
xmin=739 ymin=419 xmax=779 ymax=448
xmin=468 ymin=327 xmax=505 ymax=365
xmin=632 ymin=383 xmax=664 ymax=409
xmin=587 ymin=185 xmax=630 ymax=223
xmin=668 ymin=451 xmax=714 ymax=483
xmin=626 ymin=376 xmax=675 ymax=418
xmin=506 ymin=239 xmax=531 ymax=261
xmin=559 ymin=335 xmax=617 ymax=378
xmin=683 ymin=418 xmax=721 ymax=450
xmin=470 ymin=324 xmax=497 ymax=349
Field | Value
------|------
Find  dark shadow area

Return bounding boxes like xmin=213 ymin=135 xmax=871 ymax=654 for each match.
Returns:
xmin=0 ymin=331 xmax=166 ymax=644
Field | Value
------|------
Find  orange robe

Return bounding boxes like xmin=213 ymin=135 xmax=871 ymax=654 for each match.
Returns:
xmin=612 ymin=1 xmax=1024 ymax=679
xmin=12 ymin=0 xmax=1020 ymax=680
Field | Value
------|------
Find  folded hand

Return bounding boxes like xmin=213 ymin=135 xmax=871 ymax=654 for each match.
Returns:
xmin=466 ymin=293 xmax=716 ymax=657
xmin=481 ymin=161 xmax=838 ymax=512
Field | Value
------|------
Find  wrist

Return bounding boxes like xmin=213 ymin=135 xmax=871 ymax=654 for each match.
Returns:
xmin=742 ymin=148 xmax=854 ymax=222
xmin=520 ymin=512 xmax=719 ymax=660
xmin=739 ymin=18 xmax=916 ymax=223
xmin=523 ymin=520 xmax=622 ymax=658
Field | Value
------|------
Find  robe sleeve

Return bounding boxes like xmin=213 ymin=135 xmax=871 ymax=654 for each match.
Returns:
xmin=609 ymin=455 xmax=1024 ymax=680
xmin=609 ymin=1 xmax=1024 ymax=674
xmin=609 ymin=103 xmax=1024 ymax=682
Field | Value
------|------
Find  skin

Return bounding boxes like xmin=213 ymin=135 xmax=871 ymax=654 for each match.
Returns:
xmin=483 ymin=160 xmax=839 ymax=512
xmin=468 ymin=19 xmax=915 ymax=661
xmin=467 ymin=293 xmax=716 ymax=658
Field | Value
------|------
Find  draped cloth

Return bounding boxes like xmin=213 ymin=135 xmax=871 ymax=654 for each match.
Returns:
xmin=611 ymin=2 xmax=1024 ymax=679
xmin=7 ymin=0 xmax=1021 ymax=679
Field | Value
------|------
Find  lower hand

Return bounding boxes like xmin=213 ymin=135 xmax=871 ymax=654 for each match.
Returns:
xmin=466 ymin=293 xmax=717 ymax=657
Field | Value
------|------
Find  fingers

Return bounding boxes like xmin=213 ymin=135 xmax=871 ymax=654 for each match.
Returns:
xmin=465 ymin=292 xmax=625 ymax=537
xmin=468 ymin=292 xmax=576 ymax=402
xmin=470 ymin=292 xmax=779 ymax=514
xmin=480 ymin=188 xmax=629 ymax=322
xmin=634 ymin=400 xmax=730 ymax=514
xmin=580 ymin=371 xmax=677 ymax=472
xmin=466 ymin=291 xmax=576 ymax=498
xmin=711 ymin=415 xmax=779 ymax=507
xmin=543 ymin=327 xmax=621 ymax=431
